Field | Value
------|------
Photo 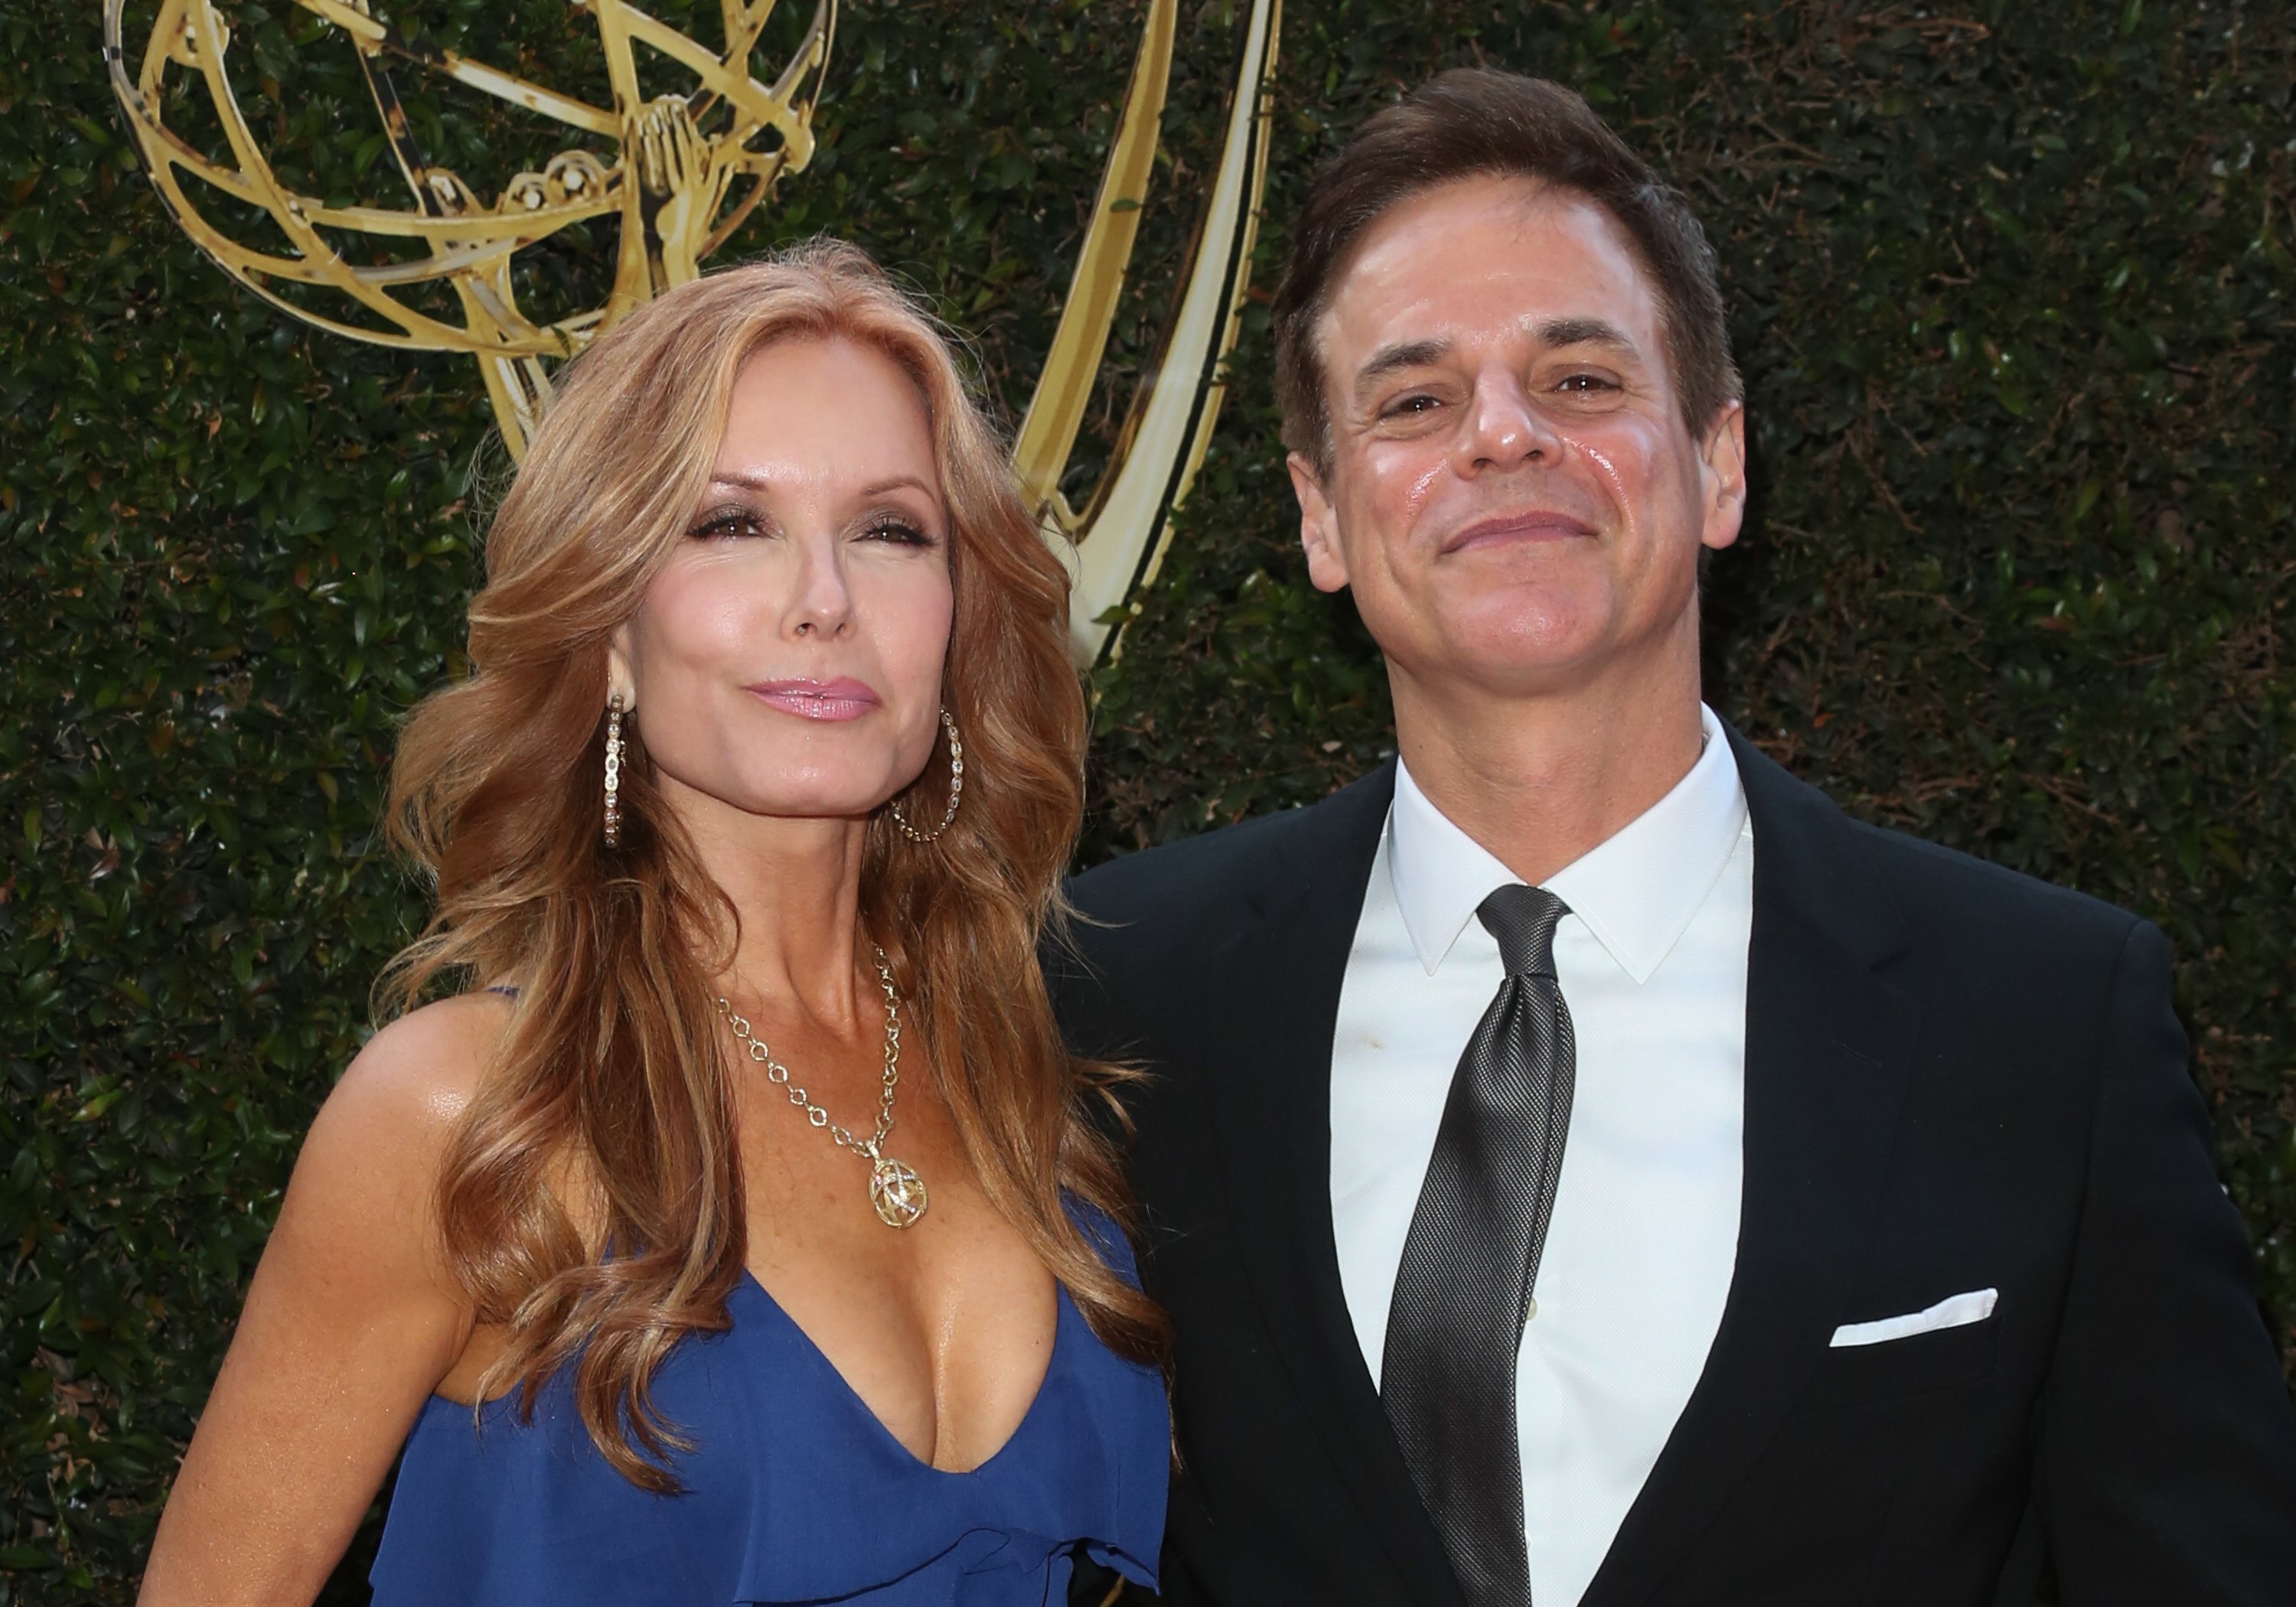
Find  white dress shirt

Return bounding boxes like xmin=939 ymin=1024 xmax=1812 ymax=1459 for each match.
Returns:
xmin=1329 ymin=703 xmax=1753 ymax=1607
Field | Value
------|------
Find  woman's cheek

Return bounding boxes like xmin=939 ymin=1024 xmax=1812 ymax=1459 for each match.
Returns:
xmin=653 ymin=559 xmax=769 ymax=674
xmin=875 ymin=566 xmax=954 ymax=688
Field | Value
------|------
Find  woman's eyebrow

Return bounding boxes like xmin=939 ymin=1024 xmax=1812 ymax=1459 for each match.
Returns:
xmin=856 ymin=474 xmax=938 ymax=499
xmin=703 ymin=471 xmax=938 ymax=499
xmin=707 ymin=470 xmax=775 ymax=492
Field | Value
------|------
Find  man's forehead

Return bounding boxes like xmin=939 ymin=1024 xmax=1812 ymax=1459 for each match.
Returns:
xmin=1318 ymin=177 xmax=1662 ymax=357
xmin=1347 ymin=316 xmax=1642 ymax=398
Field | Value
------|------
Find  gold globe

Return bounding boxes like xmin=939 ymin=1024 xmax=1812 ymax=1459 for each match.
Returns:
xmin=104 ymin=0 xmax=1282 ymax=665
xmin=104 ymin=0 xmax=834 ymax=457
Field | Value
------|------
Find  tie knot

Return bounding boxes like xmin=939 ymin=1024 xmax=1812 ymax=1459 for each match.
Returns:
xmin=1476 ymin=883 xmax=1569 ymax=979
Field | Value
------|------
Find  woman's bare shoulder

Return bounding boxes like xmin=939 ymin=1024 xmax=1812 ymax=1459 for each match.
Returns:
xmin=283 ymin=993 xmax=517 ymax=1250
xmin=135 ymin=998 xmax=519 ymax=1598
xmin=321 ymin=992 xmax=513 ymax=1141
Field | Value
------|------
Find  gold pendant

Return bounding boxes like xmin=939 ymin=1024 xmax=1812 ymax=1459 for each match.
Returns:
xmin=869 ymin=1156 xmax=928 ymax=1229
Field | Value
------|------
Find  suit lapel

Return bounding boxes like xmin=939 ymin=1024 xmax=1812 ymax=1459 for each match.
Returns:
xmin=1195 ymin=761 xmax=1469 ymax=1607
xmin=1580 ymin=726 xmax=1920 ymax=1607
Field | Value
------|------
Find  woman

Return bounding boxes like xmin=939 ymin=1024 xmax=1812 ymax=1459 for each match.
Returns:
xmin=139 ymin=242 xmax=1169 ymax=1605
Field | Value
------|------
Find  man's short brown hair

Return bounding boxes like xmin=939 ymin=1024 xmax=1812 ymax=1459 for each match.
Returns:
xmin=1272 ymin=68 xmax=1741 ymax=474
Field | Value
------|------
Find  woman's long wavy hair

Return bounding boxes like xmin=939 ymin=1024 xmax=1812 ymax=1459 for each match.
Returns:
xmin=382 ymin=240 xmax=1164 ymax=1490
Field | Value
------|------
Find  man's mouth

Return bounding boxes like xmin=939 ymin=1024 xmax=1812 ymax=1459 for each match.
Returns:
xmin=1440 ymin=510 xmax=1599 ymax=555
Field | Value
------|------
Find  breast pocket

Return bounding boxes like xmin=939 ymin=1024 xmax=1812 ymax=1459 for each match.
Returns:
xmin=1808 ymin=1307 xmax=2001 ymax=1410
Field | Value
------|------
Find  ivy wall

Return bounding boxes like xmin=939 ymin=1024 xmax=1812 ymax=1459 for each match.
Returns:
xmin=2 ymin=0 xmax=2290 ymax=1599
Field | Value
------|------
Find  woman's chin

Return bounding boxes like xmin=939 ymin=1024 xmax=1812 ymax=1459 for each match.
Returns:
xmin=660 ymin=771 xmax=905 ymax=828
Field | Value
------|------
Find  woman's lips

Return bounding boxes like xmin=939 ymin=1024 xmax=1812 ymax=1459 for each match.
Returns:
xmin=745 ymin=678 xmax=882 ymax=722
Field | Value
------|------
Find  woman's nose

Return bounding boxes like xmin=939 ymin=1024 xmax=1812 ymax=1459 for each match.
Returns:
xmin=784 ymin=536 xmax=856 ymax=640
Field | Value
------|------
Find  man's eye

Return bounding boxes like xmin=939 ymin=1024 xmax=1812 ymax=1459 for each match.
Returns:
xmin=1383 ymin=393 xmax=1441 ymax=417
xmin=1557 ymin=373 xmax=1618 ymax=394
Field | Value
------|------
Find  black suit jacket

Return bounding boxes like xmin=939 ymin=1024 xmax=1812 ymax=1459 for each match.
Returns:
xmin=1052 ymin=725 xmax=2296 ymax=1606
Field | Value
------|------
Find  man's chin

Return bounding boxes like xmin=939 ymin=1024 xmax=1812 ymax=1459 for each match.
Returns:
xmin=1387 ymin=642 xmax=1616 ymax=706
xmin=1436 ymin=606 xmax=1610 ymax=684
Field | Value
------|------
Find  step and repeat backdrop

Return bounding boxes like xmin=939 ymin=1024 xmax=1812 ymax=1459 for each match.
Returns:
xmin=3 ymin=0 xmax=2291 ymax=1597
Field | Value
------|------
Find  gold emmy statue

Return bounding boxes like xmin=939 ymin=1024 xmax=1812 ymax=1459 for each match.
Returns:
xmin=103 ymin=0 xmax=1280 ymax=664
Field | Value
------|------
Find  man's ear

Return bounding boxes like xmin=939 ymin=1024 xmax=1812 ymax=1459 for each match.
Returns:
xmin=1698 ymin=401 xmax=1747 ymax=555
xmin=1289 ymin=451 xmax=1352 ymax=594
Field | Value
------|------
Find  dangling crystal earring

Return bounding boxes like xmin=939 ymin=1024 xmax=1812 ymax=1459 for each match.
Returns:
xmin=889 ymin=707 xmax=964 ymax=844
xmin=602 ymin=694 xmax=625 ymax=849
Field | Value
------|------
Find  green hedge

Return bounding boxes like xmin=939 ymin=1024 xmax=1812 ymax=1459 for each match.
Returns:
xmin=2 ymin=1 xmax=2289 ymax=1599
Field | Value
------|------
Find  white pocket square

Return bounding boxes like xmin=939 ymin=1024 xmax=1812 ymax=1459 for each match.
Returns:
xmin=1829 ymin=1288 xmax=1998 ymax=1348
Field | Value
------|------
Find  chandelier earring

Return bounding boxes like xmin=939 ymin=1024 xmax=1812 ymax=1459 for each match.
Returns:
xmin=602 ymin=694 xmax=626 ymax=849
xmin=889 ymin=707 xmax=964 ymax=844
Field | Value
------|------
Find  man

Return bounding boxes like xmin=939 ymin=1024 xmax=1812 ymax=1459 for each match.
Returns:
xmin=1052 ymin=69 xmax=2296 ymax=1607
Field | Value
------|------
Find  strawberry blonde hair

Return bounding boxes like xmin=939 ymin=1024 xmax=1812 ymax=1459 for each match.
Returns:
xmin=382 ymin=240 xmax=1163 ymax=1489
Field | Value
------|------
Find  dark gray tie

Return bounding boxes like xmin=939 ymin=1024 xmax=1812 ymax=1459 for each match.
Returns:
xmin=1381 ymin=883 xmax=1577 ymax=1607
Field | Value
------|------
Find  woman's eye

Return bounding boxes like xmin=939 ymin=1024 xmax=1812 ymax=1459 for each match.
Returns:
xmin=689 ymin=507 xmax=765 ymax=541
xmin=861 ymin=517 xmax=934 ymax=546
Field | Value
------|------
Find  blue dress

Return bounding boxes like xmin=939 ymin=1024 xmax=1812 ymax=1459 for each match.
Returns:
xmin=369 ymin=1215 xmax=1167 ymax=1605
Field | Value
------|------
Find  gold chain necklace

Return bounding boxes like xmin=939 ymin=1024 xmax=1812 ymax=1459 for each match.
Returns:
xmin=714 ymin=945 xmax=928 ymax=1229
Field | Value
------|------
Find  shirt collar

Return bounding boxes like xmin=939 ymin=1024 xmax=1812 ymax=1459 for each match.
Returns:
xmin=1389 ymin=703 xmax=1749 ymax=983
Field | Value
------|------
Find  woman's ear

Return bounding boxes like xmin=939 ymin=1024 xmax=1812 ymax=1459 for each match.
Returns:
xmin=606 ymin=627 xmax=638 ymax=712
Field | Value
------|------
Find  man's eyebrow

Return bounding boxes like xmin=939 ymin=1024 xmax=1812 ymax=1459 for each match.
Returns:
xmin=1352 ymin=337 xmax=1453 ymax=395
xmin=1350 ymin=320 xmax=1642 ymax=398
xmin=1537 ymin=316 xmax=1640 ymax=354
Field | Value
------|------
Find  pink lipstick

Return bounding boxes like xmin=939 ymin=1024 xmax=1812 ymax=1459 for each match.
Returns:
xmin=745 ymin=677 xmax=882 ymax=722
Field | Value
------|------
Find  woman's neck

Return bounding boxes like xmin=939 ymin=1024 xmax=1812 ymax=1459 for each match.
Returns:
xmin=666 ymin=776 xmax=874 ymax=1028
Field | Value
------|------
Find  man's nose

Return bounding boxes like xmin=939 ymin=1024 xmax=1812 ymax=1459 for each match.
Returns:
xmin=784 ymin=535 xmax=856 ymax=641
xmin=1453 ymin=370 xmax=1563 ymax=474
